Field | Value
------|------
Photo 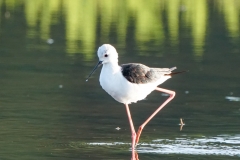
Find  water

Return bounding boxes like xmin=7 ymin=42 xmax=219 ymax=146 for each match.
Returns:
xmin=0 ymin=0 xmax=240 ymax=159
xmin=86 ymin=134 xmax=240 ymax=156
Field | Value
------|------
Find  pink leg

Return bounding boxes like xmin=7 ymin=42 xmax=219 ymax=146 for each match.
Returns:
xmin=125 ymin=104 xmax=136 ymax=159
xmin=134 ymin=150 xmax=139 ymax=160
xmin=135 ymin=87 xmax=175 ymax=145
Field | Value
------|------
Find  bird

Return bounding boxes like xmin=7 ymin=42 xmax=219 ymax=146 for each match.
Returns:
xmin=86 ymin=44 xmax=185 ymax=159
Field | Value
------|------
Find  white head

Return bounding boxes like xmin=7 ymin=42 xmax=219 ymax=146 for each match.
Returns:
xmin=97 ymin=44 xmax=118 ymax=64
xmin=86 ymin=44 xmax=118 ymax=81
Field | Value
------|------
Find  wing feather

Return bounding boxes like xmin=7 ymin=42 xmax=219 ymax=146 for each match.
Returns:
xmin=121 ymin=63 xmax=175 ymax=84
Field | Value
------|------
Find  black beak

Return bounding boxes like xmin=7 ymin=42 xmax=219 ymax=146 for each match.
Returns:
xmin=86 ymin=61 xmax=103 ymax=81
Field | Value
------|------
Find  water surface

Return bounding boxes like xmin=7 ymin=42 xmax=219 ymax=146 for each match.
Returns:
xmin=0 ymin=0 xmax=240 ymax=159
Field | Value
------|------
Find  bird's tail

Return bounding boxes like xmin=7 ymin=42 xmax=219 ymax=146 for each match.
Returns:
xmin=170 ymin=67 xmax=177 ymax=71
xmin=166 ymin=67 xmax=188 ymax=76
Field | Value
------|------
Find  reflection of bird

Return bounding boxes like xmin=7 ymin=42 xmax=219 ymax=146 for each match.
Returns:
xmin=86 ymin=44 xmax=185 ymax=159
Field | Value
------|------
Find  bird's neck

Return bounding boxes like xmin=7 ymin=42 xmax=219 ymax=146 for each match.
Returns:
xmin=103 ymin=61 xmax=120 ymax=73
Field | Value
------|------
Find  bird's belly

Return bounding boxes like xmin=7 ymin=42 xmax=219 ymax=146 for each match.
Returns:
xmin=100 ymin=74 xmax=156 ymax=104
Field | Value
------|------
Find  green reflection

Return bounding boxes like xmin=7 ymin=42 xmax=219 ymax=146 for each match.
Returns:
xmin=5 ymin=0 xmax=21 ymax=10
xmin=166 ymin=0 xmax=180 ymax=47
xmin=134 ymin=0 xmax=164 ymax=56
xmin=192 ymin=0 xmax=207 ymax=61
xmin=2 ymin=0 xmax=239 ymax=60
xmin=64 ymin=0 xmax=97 ymax=60
xmin=218 ymin=0 xmax=240 ymax=38
xmin=181 ymin=0 xmax=207 ymax=61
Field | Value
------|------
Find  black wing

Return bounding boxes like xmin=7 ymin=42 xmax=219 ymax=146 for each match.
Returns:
xmin=121 ymin=63 xmax=175 ymax=84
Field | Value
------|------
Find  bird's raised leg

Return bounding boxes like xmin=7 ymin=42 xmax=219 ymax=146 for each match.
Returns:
xmin=135 ymin=87 xmax=175 ymax=145
xmin=125 ymin=104 xmax=137 ymax=159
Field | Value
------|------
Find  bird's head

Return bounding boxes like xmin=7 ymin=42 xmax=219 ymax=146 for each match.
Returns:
xmin=86 ymin=44 xmax=118 ymax=81
xmin=97 ymin=44 xmax=118 ymax=64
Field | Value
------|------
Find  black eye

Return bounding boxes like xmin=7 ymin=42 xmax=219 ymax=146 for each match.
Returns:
xmin=104 ymin=54 xmax=108 ymax=57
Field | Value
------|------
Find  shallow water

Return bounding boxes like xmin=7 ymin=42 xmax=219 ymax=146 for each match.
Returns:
xmin=0 ymin=0 xmax=240 ymax=160
xmin=86 ymin=134 xmax=240 ymax=156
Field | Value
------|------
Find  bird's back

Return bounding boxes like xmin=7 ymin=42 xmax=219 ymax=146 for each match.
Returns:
xmin=121 ymin=63 xmax=174 ymax=85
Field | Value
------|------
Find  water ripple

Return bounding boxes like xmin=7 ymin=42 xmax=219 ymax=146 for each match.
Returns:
xmin=88 ymin=134 xmax=240 ymax=156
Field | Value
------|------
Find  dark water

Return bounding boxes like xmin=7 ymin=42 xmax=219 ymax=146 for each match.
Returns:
xmin=0 ymin=0 xmax=240 ymax=159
